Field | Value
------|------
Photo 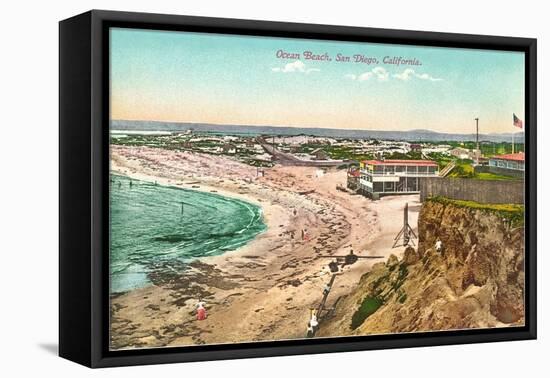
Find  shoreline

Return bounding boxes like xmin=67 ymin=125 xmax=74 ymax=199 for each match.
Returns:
xmin=109 ymin=160 xmax=295 ymax=277
xmin=109 ymin=172 xmax=269 ymax=294
xmin=109 ymin=145 xmax=417 ymax=349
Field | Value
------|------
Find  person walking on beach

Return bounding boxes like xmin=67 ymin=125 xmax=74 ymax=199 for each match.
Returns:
xmin=196 ymin=300 xmax=207 ymax=321
xmin=435 ymin=238 xmax=443 ymax=256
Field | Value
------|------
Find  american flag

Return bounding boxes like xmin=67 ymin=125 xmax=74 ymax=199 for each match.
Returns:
xmin=513 ymin=113 xmax=523 ymax=129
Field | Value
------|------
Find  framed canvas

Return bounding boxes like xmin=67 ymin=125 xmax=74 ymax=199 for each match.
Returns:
xmin=59 ymin=10 xmax=537 ymax=368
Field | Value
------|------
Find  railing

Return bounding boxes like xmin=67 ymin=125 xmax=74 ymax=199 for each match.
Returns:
xmin=362 ymin=171 xmax=439 ymax=177
xmin=439 ymin=161 xmax=456 ymax=177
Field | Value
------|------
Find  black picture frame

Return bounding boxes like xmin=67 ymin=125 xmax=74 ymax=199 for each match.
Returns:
xmin=59 ymin=9 xmax=537 ymax=368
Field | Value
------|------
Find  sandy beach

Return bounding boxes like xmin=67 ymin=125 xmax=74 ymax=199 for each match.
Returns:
xmin=109 ymin=145 xmax=420 ymax=349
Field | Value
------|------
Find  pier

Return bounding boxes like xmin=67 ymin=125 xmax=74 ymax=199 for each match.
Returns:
xmin=258 ymin=137 xmax=349 ymax=167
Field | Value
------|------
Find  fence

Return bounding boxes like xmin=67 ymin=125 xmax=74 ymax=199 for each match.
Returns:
xmin=419 ymin=177 xmax=524 ymax=204
xmin=474 ymin=165 xmax=525 ymax=179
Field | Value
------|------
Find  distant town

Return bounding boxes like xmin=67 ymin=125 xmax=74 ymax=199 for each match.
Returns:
xmin=111 ymin=127 xmax=525 ymax=200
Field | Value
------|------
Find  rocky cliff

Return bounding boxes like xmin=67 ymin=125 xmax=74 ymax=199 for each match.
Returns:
xmin=318 ymin=198 xmax=525 ymax=336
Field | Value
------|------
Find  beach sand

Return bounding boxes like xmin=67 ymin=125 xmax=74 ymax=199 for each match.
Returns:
xmin=109 ymin=145 xmax=420 ymax=349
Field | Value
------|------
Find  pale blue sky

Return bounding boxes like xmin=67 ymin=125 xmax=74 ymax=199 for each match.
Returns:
xmin=110 ymin=27 xmax=525 ymax=134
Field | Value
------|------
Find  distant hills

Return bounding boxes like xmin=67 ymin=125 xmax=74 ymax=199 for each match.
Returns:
xmin=111 ymin=120 xmax=524 ymax=143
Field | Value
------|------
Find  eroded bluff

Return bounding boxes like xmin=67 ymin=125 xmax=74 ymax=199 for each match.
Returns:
xmin=318 ymin=199 xmax=524 ymax=336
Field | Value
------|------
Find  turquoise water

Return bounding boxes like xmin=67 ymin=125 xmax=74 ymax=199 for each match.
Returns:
xmin=110 ymin=175 xmax=266 ymax=293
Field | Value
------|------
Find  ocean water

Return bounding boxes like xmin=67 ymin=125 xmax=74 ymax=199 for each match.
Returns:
xmin=110 ymin=175 xmax=266 ymax=293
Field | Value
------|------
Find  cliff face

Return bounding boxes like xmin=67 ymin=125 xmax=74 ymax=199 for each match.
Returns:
xmin=318 ymin=199 xmax=525 ymax=337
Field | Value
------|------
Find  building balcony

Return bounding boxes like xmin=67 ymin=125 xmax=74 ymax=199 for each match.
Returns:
xmin=361 ymin=171 xmax=439 ymax=177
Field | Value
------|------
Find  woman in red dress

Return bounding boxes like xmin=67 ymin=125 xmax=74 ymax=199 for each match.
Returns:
xmin=196 ymin=302 xmax=207 ymax=320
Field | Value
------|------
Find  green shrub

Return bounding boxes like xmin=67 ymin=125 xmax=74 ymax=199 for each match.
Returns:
xmin=428 ymin=196 xmax=524 ymax=227
xmin=350 ymin=296 xmax=383 ymax=330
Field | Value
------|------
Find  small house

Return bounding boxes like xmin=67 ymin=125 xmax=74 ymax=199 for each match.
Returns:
xmin=449 ymin=147 xmax=470 ymax=159
xmin=347 ymin=167 xmax=361 ymax=191
xmin=488 ymin=152 xmax=524 ymax=177
xmin=409 ymin=143 xmax=422 ymax=152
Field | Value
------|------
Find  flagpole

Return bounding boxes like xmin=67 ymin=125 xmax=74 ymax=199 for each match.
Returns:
xmin=512 ymin=131 xmax=515 ymax=154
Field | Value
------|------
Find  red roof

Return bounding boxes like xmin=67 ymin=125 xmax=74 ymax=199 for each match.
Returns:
xmin=491 ymin=152 xmax=525 ymax=162
xmin=362 ymin=159 xmax=438 ymax=167
xmin=348 ymin=170 xmax=360 ymax=177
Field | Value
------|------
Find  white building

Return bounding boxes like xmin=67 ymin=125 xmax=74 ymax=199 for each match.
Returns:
xmin=359 ymin=159 xmax=440 ymax=199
